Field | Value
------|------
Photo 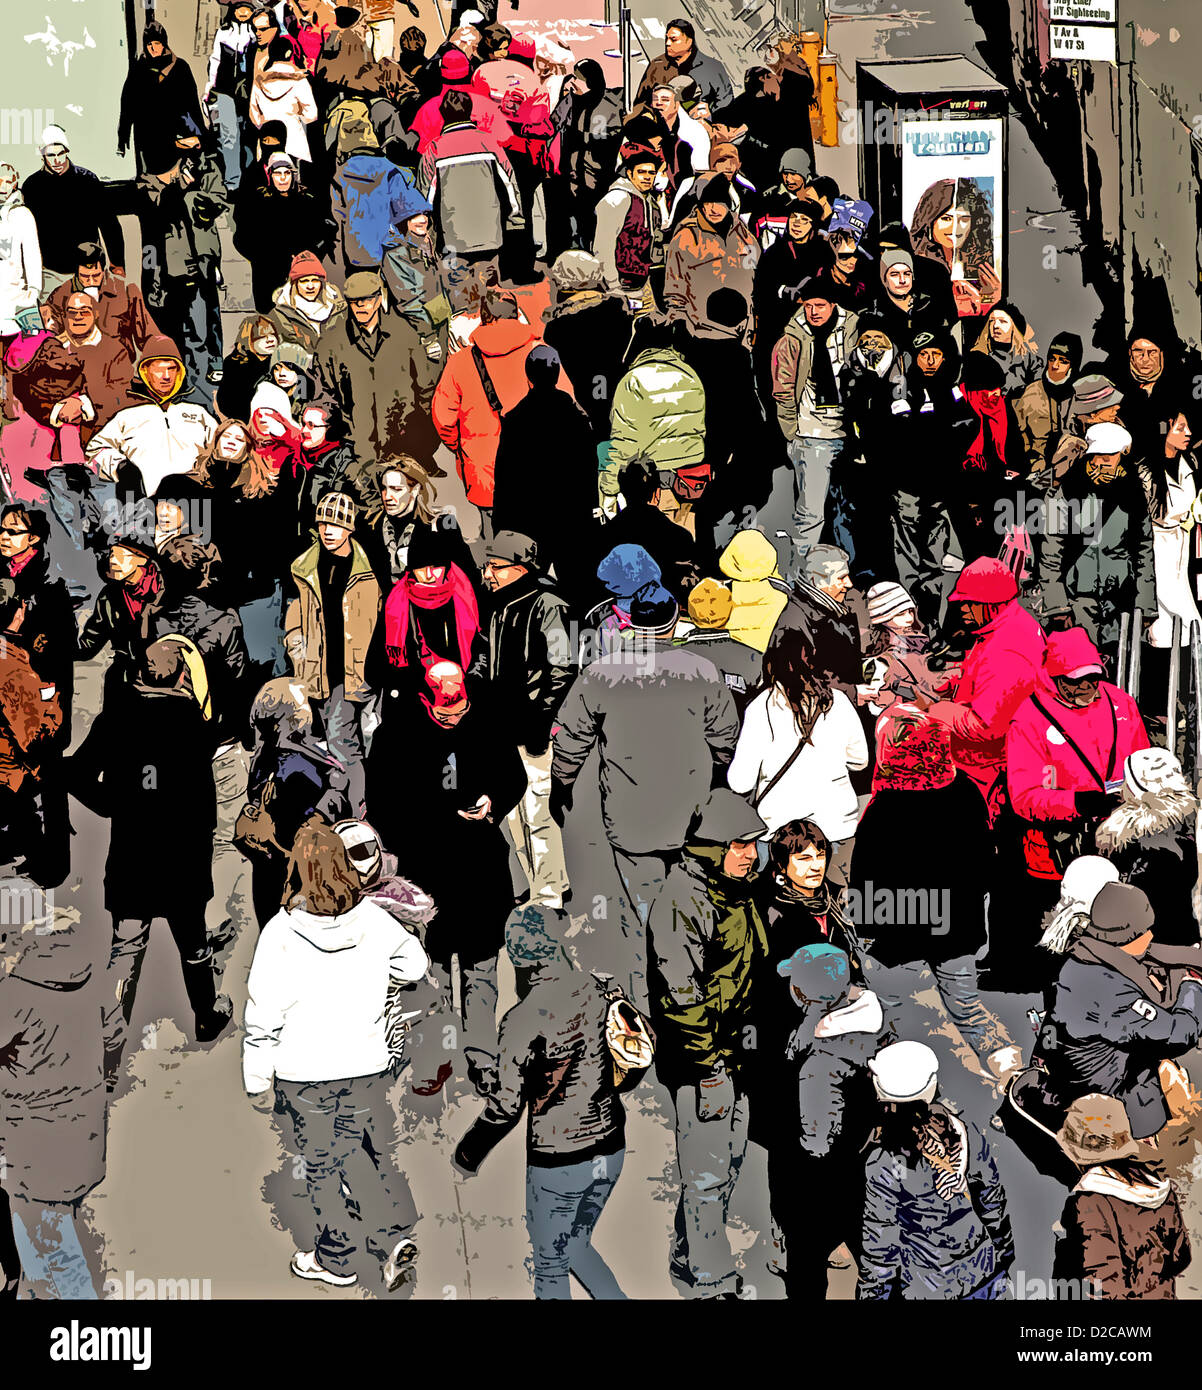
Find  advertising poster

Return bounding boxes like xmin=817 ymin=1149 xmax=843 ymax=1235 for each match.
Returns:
xmin=901 ymin=116 xmax=1005 ymax=316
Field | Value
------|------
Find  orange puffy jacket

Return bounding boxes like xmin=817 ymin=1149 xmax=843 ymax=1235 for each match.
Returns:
xmin=431 ymin=318 xmax=573 ymax=509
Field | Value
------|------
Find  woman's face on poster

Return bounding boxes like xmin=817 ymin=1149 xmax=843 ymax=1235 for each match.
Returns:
xmin=933 ymin=205 xmax=972 ymax=251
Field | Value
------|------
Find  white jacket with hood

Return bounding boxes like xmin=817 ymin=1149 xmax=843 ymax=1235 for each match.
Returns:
xmin=242 ymin=897 xmax=430 ymax=1093
xmin=0 ymin=188 xmax=42 ymax=335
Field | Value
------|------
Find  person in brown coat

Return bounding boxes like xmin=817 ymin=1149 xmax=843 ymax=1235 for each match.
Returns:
xmin=663 ymin=174 xmax=758 ymax=343
xmin=47 ymin=242 xmax=160 ymax=363
xmin=1053 ymin=1093 xmax=1191 ymax=1299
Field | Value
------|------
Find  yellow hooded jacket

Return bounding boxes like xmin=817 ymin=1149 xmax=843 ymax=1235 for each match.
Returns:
xmin=718 ymin=530 xmax=787 ymax=653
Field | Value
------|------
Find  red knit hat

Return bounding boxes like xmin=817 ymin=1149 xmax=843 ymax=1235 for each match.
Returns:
xmin=289 ymin=250 xmax=327 ymax=283
xmin=425 ymin=659 xmax=467 ymax=707
xmin=947 ymin=556 xmax=1017 ymax=604
xmin=1044 ymin=627 xmax=1105 ymax=680
xmin=441 ymin=48 xmax=471 ymax=82
xmin=509 ymin=34 xmax=535 ymax=62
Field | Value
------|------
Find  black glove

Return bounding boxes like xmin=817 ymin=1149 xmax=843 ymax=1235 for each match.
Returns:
xmin=549 ymin=778 xmax=573 ymax=827
xmin=1075 ymin=790 xmax=1113 ymax=820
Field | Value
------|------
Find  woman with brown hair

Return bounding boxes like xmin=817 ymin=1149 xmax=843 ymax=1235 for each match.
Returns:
xmin=216 ymin=313 xmax=284 ymax=421
xmin=910 ymin=177 xmax=1000 ymax=318
xmin=243 ymin=815 xmax=429 ymax=1290
xmin=354 ymin=454 xmax=479 ymax=592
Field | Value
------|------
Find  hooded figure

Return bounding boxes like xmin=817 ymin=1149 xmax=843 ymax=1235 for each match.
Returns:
xmin=0 ymin=168 xmax=42 ymax=337
xmin=85 ymin=335 xmax=218 ymax=498
xmin=1095 ymin=747 xmax=1201 ymax=946
xmin=233 ymin=155 xmax=334 ymax=313
xmin=663 ymin=173 xmax=759 ymax=341
xmin=585 ymin=543 xmax=662 ymax=656
xmin=718 ymin=529 xmax=788 ymax=652
xmin=970 ymin=301 xmax=1044 ymax=397
xmin=542 ymin=251 xmax=631 ymax=441
xmin=551 ymin=58 xmax=624 ymax=246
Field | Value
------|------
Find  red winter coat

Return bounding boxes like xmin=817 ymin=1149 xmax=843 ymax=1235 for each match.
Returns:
xmin=1006 ymin=680 xmax=1148 ymax=824
xmin=929 ymin=598 xmax=1047 ymax=813
xmin=431 ymin=319 xmax=572 ymax=508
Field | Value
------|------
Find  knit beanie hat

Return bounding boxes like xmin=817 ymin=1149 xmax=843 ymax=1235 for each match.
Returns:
xmin=687 ymin=577 xmax=733 ymax=629
xmin=1087 ymin=881 xmax=1155 ymax=946
xmin=880 ymin=248 xmax=913 ymax=277
xmin=289 ymin=250 xmax=327 ymax=282
xmin=867 ymin=581 xmax=916 ymax=626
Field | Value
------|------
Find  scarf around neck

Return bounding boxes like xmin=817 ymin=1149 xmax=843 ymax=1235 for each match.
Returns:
xmin=384 ymin=562 xmax=479 ymax=669
xmin=963 ymin=387 xmax=1008 ymax=471
xmin=806 ymin=313 xmax=839 ymax=408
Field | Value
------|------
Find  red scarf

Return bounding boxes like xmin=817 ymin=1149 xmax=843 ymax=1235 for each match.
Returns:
xmin=122 ymin=563 xmax=161 ymax=623
xmin=384 ymin=563 xmax=479 ymax=669
xmin=963 ymin=387 xmax=1009 ymax=472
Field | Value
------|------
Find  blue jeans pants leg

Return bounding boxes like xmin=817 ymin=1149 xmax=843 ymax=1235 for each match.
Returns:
xmin=525 ymin=1150 xmax=626 ymax=1300
xmin=9 ymin=1196 xmax=98 ymax=1299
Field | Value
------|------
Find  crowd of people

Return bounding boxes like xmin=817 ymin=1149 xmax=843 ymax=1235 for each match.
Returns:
xmin=2 ymin=0 xmax=1201 ymax=1304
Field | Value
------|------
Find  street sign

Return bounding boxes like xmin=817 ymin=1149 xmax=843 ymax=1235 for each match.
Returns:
xmin=1049 ymin=22 xmax=1117 ymax=62
xmin=1048 ymin=0 xmax=1116 ymax=21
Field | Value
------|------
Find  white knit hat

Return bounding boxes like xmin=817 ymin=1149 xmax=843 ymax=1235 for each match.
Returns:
xmin=1124 ymin=746 xmax=1188 ymax=798
xmin=869 ymin=1041 xmax=939 ymax=1104
xmin=39 ymin=124 xmax=69 ymax=154
xmin=1039 ymin=854 xmax=1120 ymax=954
xmin=867 ymin=580 xmax=916 ymax=626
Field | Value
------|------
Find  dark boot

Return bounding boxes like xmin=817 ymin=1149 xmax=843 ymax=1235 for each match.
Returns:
xmin=180 ymin=948 xmax=233 ymax=1042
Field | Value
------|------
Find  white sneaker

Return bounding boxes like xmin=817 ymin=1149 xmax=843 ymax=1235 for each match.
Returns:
xmin=382 ymin=1236 xmax=418 ymax=1291
xmin=290 ymin=1250 xmax=357 ymax=1287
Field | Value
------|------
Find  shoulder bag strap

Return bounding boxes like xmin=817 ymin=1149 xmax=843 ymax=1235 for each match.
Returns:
xmin=471 ymin=344 xmax=505 ymax=417
xmin=1029 ymin=694 xmax=1107 ymax=791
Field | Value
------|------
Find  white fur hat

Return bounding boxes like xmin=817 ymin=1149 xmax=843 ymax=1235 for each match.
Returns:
xmin=869 ymin=1041 xmax=939 ymax=1104
xmin=1039 ymin=855 xmax=1120 ymax=954
xmin=1124 ymin=745 xmax=1187 ymax=798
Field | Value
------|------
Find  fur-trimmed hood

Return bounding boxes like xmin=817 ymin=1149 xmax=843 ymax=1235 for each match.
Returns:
xmin=1095 ymin=786 xmax=1198 ymax=855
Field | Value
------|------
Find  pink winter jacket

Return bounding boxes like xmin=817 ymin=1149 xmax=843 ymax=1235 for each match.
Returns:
xmin=1005 ymin=681 xmax=1148 ymax=822
xmin=929 ymin=599 xmax=1047 ymax=806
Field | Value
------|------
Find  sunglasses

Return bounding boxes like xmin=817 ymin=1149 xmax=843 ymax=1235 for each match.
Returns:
xmin=0 ymin=526 xmax=30 ymax=537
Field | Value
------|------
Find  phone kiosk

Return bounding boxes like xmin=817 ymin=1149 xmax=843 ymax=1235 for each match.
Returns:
xmin=857 ymin=56 xmax=1009 ymax=320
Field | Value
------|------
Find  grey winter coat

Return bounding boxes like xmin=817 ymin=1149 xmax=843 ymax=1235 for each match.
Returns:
xmin=552 ymin=640 xmax=740 ymax=854
xmin=1035 ymin=469 xmax=1155 ymax=649
xmin=858 ymin=1108 xmax=1014 ymax=1300
xmin=1 ymin=915 xmax=108 ymax=1203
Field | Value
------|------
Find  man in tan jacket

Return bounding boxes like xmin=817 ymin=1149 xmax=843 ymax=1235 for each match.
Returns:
xmin=290 ymin=491 xmax=380 ymax=817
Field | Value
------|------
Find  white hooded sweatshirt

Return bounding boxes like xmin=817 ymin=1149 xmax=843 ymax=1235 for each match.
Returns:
xmin=243 ymin=897 xmax=430 ymax=1093
xmin=0 ymin=188 xmax=42 ymax=334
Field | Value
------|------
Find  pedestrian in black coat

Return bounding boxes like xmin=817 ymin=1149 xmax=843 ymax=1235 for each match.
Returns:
xmin=233 ymin=156 xmax=335 ymax=313
xmin=493 ymin=345 xmax=599 ymax=607
xmin=365 ymin=660 xmax=526 ymax=1094
xmin=543 ymin=253 xmax=631 ymax=441
xmin=68 ymin=640 xmax=231 ymax=1088
xmin=22 ymin=133 xmax=125 ymax=276
xmin=118 ymin=21 xmax=207 ymax=177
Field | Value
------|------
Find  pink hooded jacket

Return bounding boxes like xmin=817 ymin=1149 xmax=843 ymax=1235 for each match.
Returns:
xmin=1005 ymin=629 xmax=1149 ymax=821
xmin=929 ymin=597 xmax=1047 ymax=810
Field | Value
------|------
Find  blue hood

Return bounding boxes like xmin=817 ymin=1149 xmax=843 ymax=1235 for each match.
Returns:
xmin=596 ymin=544 xmax=662 ymax=600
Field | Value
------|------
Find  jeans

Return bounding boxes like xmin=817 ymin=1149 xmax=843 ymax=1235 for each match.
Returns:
xmin=610 ymin=848 xmax=668 ymax=1013
xmin=671 ymin=1083 xmax=749 ymax=1295
xmin=161 ymin=273 xmax=221 ymax=408
xmin=210 ymin=92 xmax=241 ymax=188
xmin=786 ymin=435 xmax=844 ymax=581
xmin=525 ymin=1150 xmax=627 ymax=1299
xmin=209 ymin=742 xmax=251 ymax=940
xmin=428 ymin=954 xmax=499 ymax=1076
xmin=893 ymin=489 xmax=954 ymax=629
xmin=505 ymin=743 xmax=568 ymax=908
xmin=864 ymin=952 xmax=1010 ymax=1063
xmin=239 ymin=583 xmax=286 ymax=674
xmin=9 ymin=1196 xmax=98 ymax=1299
xmin=314 ymin=684 xmax=367 ymax=819
xmin=104 ymin=907 xmax=217 ymax=1086
xmin=276 ymin=1072 xmax=418 ymax=1277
